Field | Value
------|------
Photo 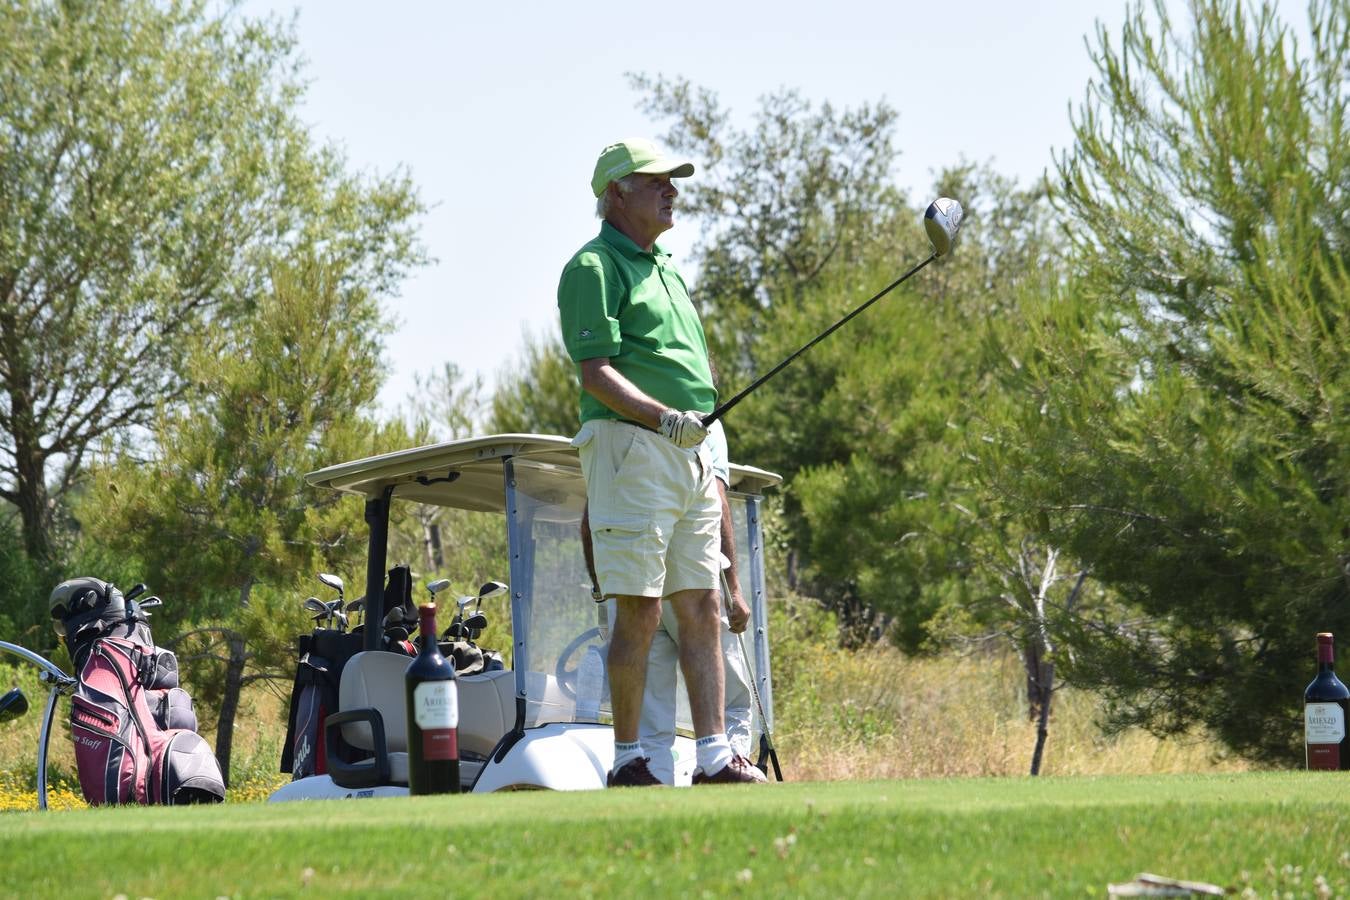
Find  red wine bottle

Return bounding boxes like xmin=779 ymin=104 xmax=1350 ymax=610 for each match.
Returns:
xmin=1304 ymin=632 xmax=1349 ymax=771
xmin=405 ymin=603 xmax=460 ymax=794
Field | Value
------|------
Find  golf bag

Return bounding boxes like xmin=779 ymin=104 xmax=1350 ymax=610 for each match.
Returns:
xmin=50 ymin=577 xmax=226 ymax=806
xmin=281 ymin=566 xmax=418 ymax=779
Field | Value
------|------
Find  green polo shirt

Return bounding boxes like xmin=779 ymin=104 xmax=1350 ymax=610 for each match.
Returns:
xmin=557 ymin=222 xmax=716 ymax=424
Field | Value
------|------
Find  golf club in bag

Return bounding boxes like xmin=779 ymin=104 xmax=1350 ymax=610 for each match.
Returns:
xmin=437 ymin=579 xmax=508 ymax=675
xmin=703 ymin=198 xmax=964 ymax=426
xmin=281 ymin=566 xmax=419 ymax=780
xmin=49 ymin=577 xmax=226 ymax=805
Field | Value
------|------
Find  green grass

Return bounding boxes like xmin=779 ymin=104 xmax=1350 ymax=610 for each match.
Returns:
xmin=2 ymin=773 xmax=1346 ymax=898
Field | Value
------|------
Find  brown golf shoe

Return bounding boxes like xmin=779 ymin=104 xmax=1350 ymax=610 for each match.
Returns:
xmin=692 ymin=754 xmax=769 ymax=785
xmin=607 ymin=756 xmax=662 ymax=787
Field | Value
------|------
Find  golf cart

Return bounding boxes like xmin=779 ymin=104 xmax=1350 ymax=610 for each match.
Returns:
xmin=269 ymin=433 xmax=780 ymax=799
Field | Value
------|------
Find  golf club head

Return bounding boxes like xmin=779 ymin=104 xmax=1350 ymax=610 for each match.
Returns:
xmin=464 ymin=612 xmax=488 ymax=631
xmin=924 ymin=197 xmax=964 ymax=257
xmin=456 ymin=596 xmax=474 ymax=613
xmin=302 ymin=597 xmax=327 ymax=614
xmin=124 ymin=583 xmax=148 ymax=602
xmin=345 ymin=597 xmax=365 ymax=613
xmin=426 ymin=578 xmax=452 ymax=599
xmin=478 ymin=580 xmax=508 ymax=600
xmin=0 ymin=688 xmax=29 ymax=723
xmin=317 ymin=572 xmax=344 ymax=596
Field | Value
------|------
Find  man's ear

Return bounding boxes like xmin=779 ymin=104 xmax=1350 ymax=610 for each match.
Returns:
xmin=606 ymin=181 xmax=625 ymax=209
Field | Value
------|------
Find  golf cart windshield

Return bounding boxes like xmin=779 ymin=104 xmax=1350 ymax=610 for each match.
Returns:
xmin=307 ymin=434 xmax=780 ymax=741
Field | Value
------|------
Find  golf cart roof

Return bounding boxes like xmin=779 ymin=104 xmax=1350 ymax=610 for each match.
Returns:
xmin=305 ymin=433 xmax=782 ymax=513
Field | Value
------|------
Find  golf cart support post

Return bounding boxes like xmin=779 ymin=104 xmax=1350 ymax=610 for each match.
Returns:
xmin=362 ymin=485 xmax=395 ymax=653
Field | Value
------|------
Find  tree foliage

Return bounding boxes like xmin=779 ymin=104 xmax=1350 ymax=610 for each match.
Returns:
xmin=979 ymin=0 xmax=1350 ymax=763
xmin=486 ymin=330 xmax=580 ymax=437
xmin=386 ymin=362 xmax=509 ymax=588
xmin=628 ymin=74 xmax=910 ymax=380
xmin=79 ymin=256 xmax=410 ymax=779
xmin=0 ymin=0 xmax=423 ymax=564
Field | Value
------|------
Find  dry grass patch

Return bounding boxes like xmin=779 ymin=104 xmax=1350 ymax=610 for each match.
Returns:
xmin=773 ymin=639 xmax=1249 ymax=782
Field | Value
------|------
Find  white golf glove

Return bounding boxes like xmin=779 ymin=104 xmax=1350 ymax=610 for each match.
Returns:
xmin=658 ymin=408 xmax=708 ymax=449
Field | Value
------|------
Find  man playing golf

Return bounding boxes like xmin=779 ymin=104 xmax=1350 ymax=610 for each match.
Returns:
xmin=558 ymin=138 xmax=762 ymax=786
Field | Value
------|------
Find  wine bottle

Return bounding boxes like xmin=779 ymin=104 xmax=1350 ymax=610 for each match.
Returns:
xmin=1304 ymin=632 xmax=1350 ymax=771
xmin=405 ymin=603 xmax=460 ymax=794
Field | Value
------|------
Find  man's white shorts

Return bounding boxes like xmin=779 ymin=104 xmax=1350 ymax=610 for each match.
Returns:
xmin=572 ymin=419 xmax=720 ymax=598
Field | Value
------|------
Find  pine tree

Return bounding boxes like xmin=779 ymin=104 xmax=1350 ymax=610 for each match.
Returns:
xmin=981 ymin=0 xmax=1350 ymax=763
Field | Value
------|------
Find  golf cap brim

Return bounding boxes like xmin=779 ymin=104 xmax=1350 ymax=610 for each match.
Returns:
xmin=592 ymin=138 xmax=696 ymax=197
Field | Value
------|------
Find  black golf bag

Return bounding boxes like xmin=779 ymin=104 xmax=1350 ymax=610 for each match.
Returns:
xmin=49 ymin=577 xmax=226 ymax=806
xmin=280 ymin=566 xmax=418 ymax=779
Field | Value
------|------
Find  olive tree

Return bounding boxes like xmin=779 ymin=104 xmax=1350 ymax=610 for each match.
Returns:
xmin=0 ymin=0 xmax=421 ymax=567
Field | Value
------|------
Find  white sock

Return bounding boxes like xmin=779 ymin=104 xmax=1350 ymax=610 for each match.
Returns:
xmin=613 ymin=740 xmax=644 ymax=771
xmin=695 ymin=733 xmax=733 ymax=774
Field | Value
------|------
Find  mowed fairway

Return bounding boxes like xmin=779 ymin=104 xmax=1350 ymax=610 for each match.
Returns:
xmin=2 ymin=773 xmax=1346 ymax=898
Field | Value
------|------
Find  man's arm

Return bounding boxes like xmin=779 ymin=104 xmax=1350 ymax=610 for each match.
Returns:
xmin=579 ymin=358 xmax=666 ymax=428
xmin=581 ymin=358 xmax=708 ymax=448
xmin=719 ymin=478 xmax=749 ymax=634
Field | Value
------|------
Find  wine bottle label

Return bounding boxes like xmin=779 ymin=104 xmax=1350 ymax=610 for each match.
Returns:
xmin=422 ymin=727 xmax=458 ymax=762
xmin=1305 ymin=702 xmax=1346 ymax=743
xmin=414 ymin=681 xmax=459 ymax=730
xmin=1307 ymin=743 xmax=1340 ymax=770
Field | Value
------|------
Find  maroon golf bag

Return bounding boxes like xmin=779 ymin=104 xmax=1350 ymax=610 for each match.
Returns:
xmin=51 ymin=577 xmax=226 ymax=806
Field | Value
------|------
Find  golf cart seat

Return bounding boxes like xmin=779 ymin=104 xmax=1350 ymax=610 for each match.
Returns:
xmin=457 ymin=668 xmax=516 ymax=757
xmin=325 ymin=651 xmax=517 ymax=789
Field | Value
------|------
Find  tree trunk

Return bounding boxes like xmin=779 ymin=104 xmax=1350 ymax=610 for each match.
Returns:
xmin=1029 ymin=659 xmax=1055 ymax=776
xmin=213 ymin=631 xmax=247 ymax=788
xmin=14 ymin=453 xmax=54 ymax=564
xmin=1027 ymin=566 xmax=1084 ymax=776
xmin=9 ymin=404 xmax=54 ymax=565
xmin=424 ymin=520 xmax=443 ymax=572
xmin=1024 ymin=640 xmax=1049 ymax=721
xmin=1 ymin=290 xmax=54 ymax=564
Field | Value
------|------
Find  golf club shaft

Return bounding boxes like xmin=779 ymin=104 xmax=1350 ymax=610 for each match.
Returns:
xmin=720 ymin=574 xmax=782 ymax=780
xmin=703 ymin=253 xmax=937 ymax=426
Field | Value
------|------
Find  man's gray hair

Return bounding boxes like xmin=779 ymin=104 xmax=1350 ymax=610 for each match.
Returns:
xmin=596 ymin=174 xmax=638 ymax=218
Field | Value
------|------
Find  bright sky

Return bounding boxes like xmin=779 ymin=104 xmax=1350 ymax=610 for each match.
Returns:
xmin=237 ymin=0 xmax=1151 ymax=419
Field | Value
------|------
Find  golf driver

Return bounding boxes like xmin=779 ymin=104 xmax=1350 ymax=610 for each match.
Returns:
xmin=317 ymin=572 xmax=344 ymax=603
xmin=470 ymin=580 xmax=507 ymax=640
xmin=0 ymin=687 xmax=29 ymax=723
xmin=345 ymin=596 xmax=365 ymax=629
xmin=444 ymin=596 xmax=475 ymax=640
xmin=702 ymin=197 xmax=964 ymax=426
xmin=476 ymin=580 xmax=508 ymax=613
xmin=302 ymin=596 xmax=329 ymax=624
